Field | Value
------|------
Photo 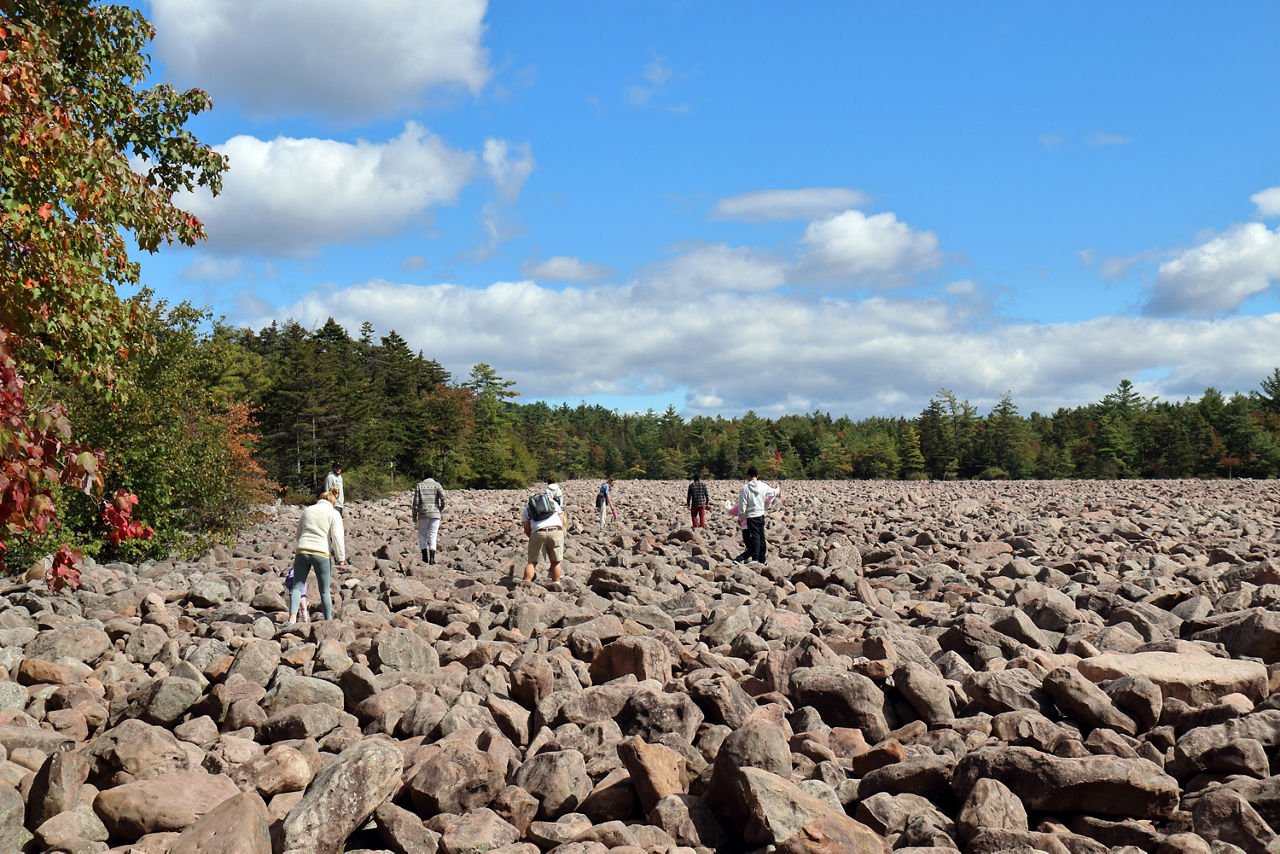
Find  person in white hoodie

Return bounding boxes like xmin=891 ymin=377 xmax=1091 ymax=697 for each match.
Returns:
xmin=735 ymin=466 xmax=780 ymax=564
xmin=286 ymin=487 xmax=345 ymax=623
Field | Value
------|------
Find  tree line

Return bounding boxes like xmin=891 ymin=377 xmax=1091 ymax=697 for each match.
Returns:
xmin=221 ymin=315 xmax=1280 ymax=493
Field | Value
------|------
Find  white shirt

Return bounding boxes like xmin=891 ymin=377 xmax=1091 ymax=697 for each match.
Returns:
xmin=324 ymin=470 xmax=344 ymax=507
xmin=521 ymin=499 xmax=564 ymax=532
xmin=737 ymin=478 xmax=780 ymax=518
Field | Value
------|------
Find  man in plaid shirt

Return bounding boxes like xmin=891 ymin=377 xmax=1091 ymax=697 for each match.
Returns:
xmin=686 ymin=474 xmax=710 ymax=529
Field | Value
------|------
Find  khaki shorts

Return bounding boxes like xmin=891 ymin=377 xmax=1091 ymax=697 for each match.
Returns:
xmin=527 ymin=527 xmax=564 ymax=564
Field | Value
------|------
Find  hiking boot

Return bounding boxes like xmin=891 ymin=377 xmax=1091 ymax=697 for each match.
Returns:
xmin=421 ymin=549 xmax=429 ymax=562
xmin=429 ymin=550 xmax=436 ymax=565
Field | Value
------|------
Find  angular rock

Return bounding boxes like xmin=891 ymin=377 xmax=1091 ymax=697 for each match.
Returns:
xmin=956 ymin=777 xmax=1028 ymax=842
xmin=94 ymin=770 xmax=240 ymax=837
xmin=953 ymin=746 xmax=1179 ymax=818
xmin=617 ymin=736 xmax=685 ymax=812
xmin=789 ymin=666 xmax=888 ymax=741
xmin=168 ymin=791 xmax=272 ymax=854
xmin=1079 ymin=651 xmax=1268 ymax=706
xmin=279 ymin=739 xmax=403 ymax=854
xmin=514 ymin=749 xmax=592 ymax=820
xmin=1042 ymin=666 xmax=1138 ymax=735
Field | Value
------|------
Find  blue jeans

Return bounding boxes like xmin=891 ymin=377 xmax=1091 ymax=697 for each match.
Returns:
xmin=289 ymin=553 xmax=332 ymax=620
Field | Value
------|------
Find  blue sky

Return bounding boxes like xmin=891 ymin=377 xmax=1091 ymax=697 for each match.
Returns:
xmin=131 ymin=0 xmax=1280 ymax=419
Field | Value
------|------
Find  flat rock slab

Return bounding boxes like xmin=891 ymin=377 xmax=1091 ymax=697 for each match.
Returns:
xmin=1078 ymin=652 xmax=1269 ymax=705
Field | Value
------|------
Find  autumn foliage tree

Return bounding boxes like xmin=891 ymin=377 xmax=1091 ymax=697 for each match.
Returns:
xmin=0 ymin=1 xmax=226 ymax=582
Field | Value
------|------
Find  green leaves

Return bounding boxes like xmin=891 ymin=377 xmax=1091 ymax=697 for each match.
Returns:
xmin=0 ymin=1 xmax=226 ymax=580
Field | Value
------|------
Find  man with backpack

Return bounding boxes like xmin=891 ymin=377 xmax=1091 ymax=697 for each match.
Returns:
xmin=521 ymin=488 xmax=565 ymax=584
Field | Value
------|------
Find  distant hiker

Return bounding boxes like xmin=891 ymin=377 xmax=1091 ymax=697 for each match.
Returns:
xmin=521 ymin=489 xmax=564 ymax=585
xmin=596 ymin=477 xmax=615 ymax=529
xmin=286 ymin=487 xmax=345 ymax=624
xmin=686 ymin=474 xmax=709 ymax=529
xmin=734 ymin=466 xmax=780 ymax=564
xmin=412 ymin=469 xmax=446 ymax=564
xmin=325 ymin=462 xmax=345 ymax=517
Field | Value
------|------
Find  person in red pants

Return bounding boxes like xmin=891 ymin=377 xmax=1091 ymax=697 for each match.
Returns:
xmin=686 ymin=474 xmax=709 ymax=528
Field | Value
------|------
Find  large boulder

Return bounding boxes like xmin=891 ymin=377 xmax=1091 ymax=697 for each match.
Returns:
xmin=953 ymin=747 xmax=1179 ymax=818
xmin=279 ymin=739 xmax=403 ymax=854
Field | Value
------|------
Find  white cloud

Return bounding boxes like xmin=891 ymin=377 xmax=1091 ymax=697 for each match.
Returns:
xmin=624 ymin=54 xmax=689 ymax=112
xmin=1089 ymin=132 xmax=1133 ymax=146
xmin=179 ymin=254 xmax=244 ymax=282
xmin=177 ymin=123 xmax=476 ymax=256
xmin=150 ymin=0 xmax=490 ymax=120
xmin=799 ymin=210 xmax=942 ymax=283
xmin=483 ymin=140 xmax=535 ymax=203
xmin=638 ymin=244 xmax=787 ymax=293
xmin=400 ymin=255 xmax=428 ymax=271
xmin=1253 ymin=187 xmax=1280 ymax=218
xmin=521 ymin=256 xmax=614 ymax=283
xmin=1144 ymin=223 xmax=1280 ymax=316
xmin=712 ymin=188 xmax=869 ymax=222
xmin=626 ymin=54 xmax=673 ymax=106
xmin=242 ymin=274 xmax=1280 ymax=420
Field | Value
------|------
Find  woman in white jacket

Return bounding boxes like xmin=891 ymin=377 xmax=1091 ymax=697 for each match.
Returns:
xmin=286 ymin=487 xmax=346 ymax=623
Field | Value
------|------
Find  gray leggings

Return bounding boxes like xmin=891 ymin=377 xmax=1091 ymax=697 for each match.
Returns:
xmin=289 ymin=553 xmax=332 ymax=620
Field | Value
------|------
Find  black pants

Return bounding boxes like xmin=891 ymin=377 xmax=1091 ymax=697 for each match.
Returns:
xmin=745 ymin=516 xmax=766 ymax=563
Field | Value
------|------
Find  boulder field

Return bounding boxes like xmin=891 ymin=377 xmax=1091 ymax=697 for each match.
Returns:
xmin=2 ymin=478 xmax=1280 ymax=853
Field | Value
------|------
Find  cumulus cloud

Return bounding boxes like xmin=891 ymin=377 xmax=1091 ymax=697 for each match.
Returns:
xmin=177 ymin=123 xmax=476 ymax=256
xmin=711 ymin=188 xmax=869 ymax=222
xmin=1253 ymin=187 xmax=1280 ymax=218
xmin=150 ymin=0 xmax=490 ymax=120
xmin=1144 ymin=223 xmax=1280 ymax=317
xmin=520 ymin=256 xmax=614 ymax=283
xmin=241 ymin=274 xmax=1280 ymax=420
xmin=799 ymin=210 xmax=942 ymax=284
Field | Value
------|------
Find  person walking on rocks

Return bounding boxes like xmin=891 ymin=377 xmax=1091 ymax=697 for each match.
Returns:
xmin=735 ymin=466 xmax=780 ymax=564
xmin=521 ymin=490 xmax=565 ymax=585
xmin=412 ymin=469 xmax=446 ymax=564
xmin=324 ymin=462 xmax=345 ymax=517
xmin=286 ymin=487 xmax=345 ymax=624
xmin=686 ymin=473 xmax=709 ymax=529
xmin=546 ymin=480 xmax=566 ymax=520
xmin=596 ymin=477 xmax=615 ymax=529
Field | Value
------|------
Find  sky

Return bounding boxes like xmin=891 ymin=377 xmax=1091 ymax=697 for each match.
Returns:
xmin=129 ymin=0 xmax=1280 ymax=420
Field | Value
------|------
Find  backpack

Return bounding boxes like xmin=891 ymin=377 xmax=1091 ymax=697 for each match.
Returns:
xmin=526 ymin=492 xmax=557 ymax=522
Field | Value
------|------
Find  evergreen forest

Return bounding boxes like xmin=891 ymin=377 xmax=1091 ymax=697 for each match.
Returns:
xmin=153 ymin=308 xmax=1280 ymax=497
